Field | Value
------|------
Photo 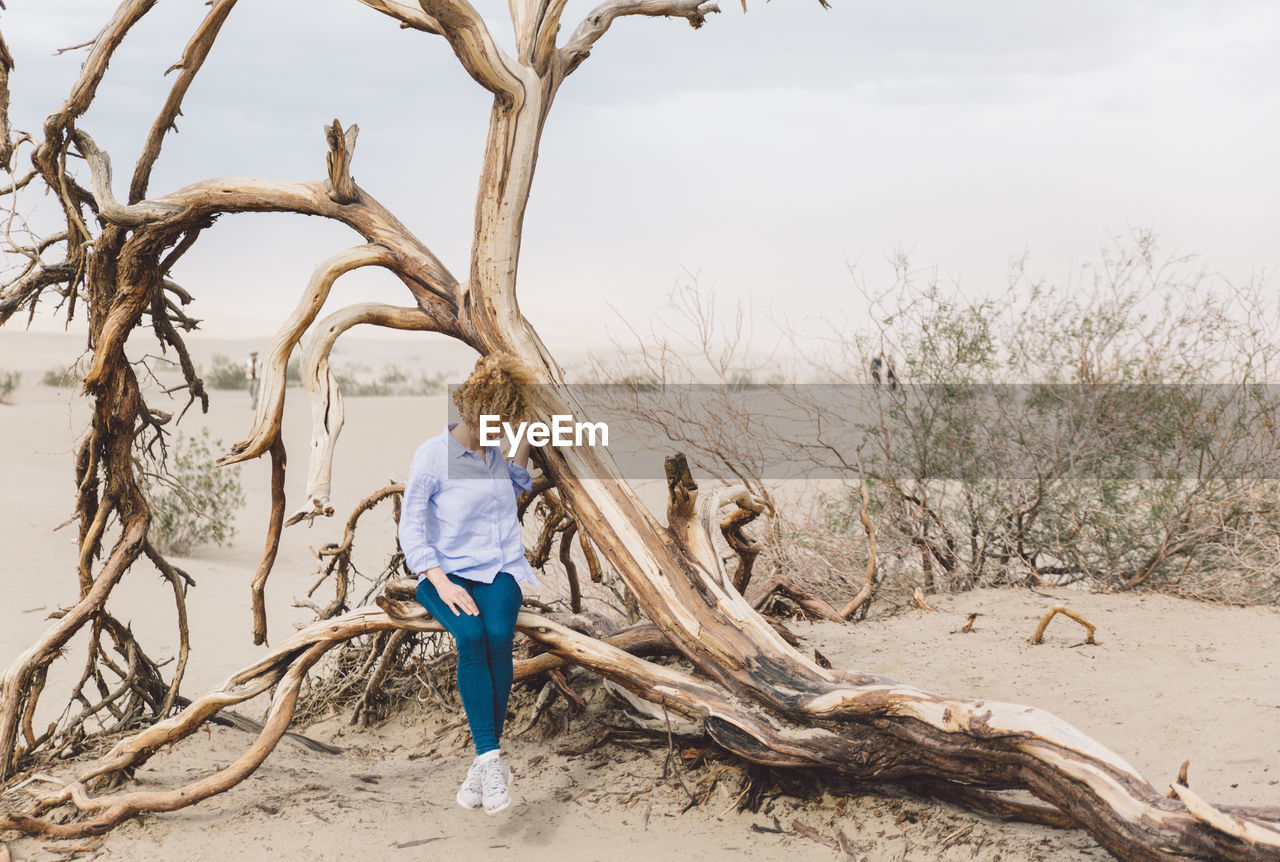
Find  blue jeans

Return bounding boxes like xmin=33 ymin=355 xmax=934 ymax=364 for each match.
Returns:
xmin=416 ymin=572 xmax=523 ymax=755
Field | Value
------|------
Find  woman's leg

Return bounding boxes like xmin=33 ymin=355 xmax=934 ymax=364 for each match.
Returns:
xmin=470 ymin=573 xmax=523 ymax=742
xmin=416 ymin=577 xmax=501 ymax=755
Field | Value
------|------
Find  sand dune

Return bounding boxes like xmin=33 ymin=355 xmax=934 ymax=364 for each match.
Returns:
xmin=2 ymin=331 xmax=1278 ymax=861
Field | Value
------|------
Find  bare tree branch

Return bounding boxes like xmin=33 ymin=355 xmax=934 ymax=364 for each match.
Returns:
xmin=250 ymin=436 xmax=287 ymax=647
xmin=0 ymin=22 xmax=16 ymax=167
xmin=128 ymin=0 xmax=240 ymax=204
xmin=43 ymin=0 xmax=159 ymax=138
xmin=292 ymin=302 xmax=446 ymax=524
xmin=146 ymin=175 xmax=461 ymax=304
xmin=354 ymin=0 xmax=444 ymax=33
xmin=356 ymin=0 xmax=526 ymax=97
xmin=71 ymin=130 xmax=185 ymax=226
xmin=562 ymin=0 xmax=720 ymax=74
xmin=219 ymin=244 xmax=400 ymax=466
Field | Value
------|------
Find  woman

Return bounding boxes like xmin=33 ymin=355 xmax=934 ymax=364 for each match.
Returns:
xmin=397 ymin=354 xmax=539 ymax=814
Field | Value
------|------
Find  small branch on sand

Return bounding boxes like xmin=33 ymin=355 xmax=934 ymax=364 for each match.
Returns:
xmin=1030 ymin=605 xmax=1097 ymax=645
xmin=791 ymin=819 xmax=840 ymax=850
xmin=911 ymin=588 xmax=936 ymax=612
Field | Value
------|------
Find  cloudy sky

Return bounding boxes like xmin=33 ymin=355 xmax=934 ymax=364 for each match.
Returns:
xmin=4 ymin=0 xmax=1278 ymax=353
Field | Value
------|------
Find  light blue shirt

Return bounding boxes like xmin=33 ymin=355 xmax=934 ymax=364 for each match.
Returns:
xmin=398 ymin=424 xmax=538 ymax=587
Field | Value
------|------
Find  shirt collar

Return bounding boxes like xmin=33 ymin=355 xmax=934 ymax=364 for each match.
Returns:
xmin=445 ymin=422 xmax=486 ymax=460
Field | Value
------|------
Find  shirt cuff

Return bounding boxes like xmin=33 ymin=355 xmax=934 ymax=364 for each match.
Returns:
xmin=405 ymin=546 xmax=440 ymax=576
xmin=508 ymin=461 xmax=533 ymax=492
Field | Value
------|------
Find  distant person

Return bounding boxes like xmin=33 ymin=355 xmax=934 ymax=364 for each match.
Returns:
xmin=245 ymin=351 xmax=260 ymax=410
xmin=870 ymin=353 xmax=883 ymax=388
xmin=886 ymin=354 xmax=898 ymax=390
xmin=398 ymin=353 xmax=538 ymax=815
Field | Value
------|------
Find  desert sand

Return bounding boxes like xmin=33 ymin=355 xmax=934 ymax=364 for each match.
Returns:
xmin=2 ymin=331 xmax=1279 ymax=861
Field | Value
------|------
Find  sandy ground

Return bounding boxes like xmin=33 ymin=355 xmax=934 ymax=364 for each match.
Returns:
xmin=2 ymin=331 xmax=1279 ymax=861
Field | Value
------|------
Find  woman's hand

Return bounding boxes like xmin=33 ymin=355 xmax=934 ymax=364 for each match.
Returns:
xmin=426 ymin=569 xmax=478 ymax=616
xmin=512 ymin=430 xmax=532 ymax=468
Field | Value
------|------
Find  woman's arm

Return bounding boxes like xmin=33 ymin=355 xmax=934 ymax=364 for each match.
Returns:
xmin=398 ymin=446 xmax=442 ymax=577
xmin=399 ymin=444 xmax=483 ymax=617
xmin=503 ymin=433 xmax=534 ymax=498
xmin=511 ymin=433 xmax=532 ymax=469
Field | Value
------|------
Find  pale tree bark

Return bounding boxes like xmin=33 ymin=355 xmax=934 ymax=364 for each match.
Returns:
xmin=292 ymin=302 xmax=439 ymax=527
xmin=0 ymin=3 xmax=1277 ymax=860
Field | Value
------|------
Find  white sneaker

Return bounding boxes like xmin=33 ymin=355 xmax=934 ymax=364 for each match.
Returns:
xmin=456 ymin=759 xmax=484 ymax=809
xmin=480 ymin=758 xmax=512 ymax=814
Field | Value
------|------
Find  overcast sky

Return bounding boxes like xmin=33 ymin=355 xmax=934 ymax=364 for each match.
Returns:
xmin=4 ymin=0 xmax=1278 ymax=354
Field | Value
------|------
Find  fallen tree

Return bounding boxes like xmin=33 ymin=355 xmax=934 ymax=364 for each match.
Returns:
xmin=1 ymin=2 xmax=1278 ymax=859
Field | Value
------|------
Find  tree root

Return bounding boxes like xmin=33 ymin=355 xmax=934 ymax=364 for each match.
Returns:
xmin=2 ymin=642 xmax=328 ymax=838
xmin=5 ymin=7 xmax=1277 ymax=861
xmin=350 ymin=629 xmax=409 ymax=726
xmin=6 ymin=597 xmax=1279 ymax=860
xmin=746 ymin=574 xmax=844 ymax=623
xmin=0 ymin=516 xmax=150 ymax=782
xmin=303 ymin=482 xmax=405 ymax=621
xmin=902 ymin=780 xmax=1076 ymax=829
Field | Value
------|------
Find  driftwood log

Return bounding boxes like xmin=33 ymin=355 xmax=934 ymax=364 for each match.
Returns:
xmin=1 ymin=3 xmax=1278 ymax=860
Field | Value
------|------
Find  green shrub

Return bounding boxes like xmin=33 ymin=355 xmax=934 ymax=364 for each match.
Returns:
xmin=205 ymin=354 xmax=246 ymax=390
xmin=332 ymin=363 xmax=445 ymax=397
xmin=379 ymin=364 xmax=408 ymax=386
xmin=0 ymin=370 xmax=20 ymax=403
xmin=140 ymin=429 xmax=246 ymax=556
xmin=610 ymin=371 xmax=661 ymax=392
xmin=204 ymin=354 xmax=300 ymax=390
xmin=335 ymin=367 xmax=389 ymax=397
xmin=413 ymin=371 xmax=447 ymax=395
xmin=42 ymin=366 xmax=78 ymax=388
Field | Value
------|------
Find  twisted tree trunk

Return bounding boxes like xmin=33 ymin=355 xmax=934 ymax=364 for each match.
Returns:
xmin=1 ymin=2 xmax=1277 ymax=859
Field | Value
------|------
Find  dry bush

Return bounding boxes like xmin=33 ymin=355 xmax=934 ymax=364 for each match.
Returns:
xmin=137 ymin=429 xmax=246 ymax=556
xmin=0 ymin=369 xmax=18 ymax=403
xmin=588 ymin=234 xmax=1280 ymax=611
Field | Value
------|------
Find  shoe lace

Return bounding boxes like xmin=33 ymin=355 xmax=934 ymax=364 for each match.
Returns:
xmin=482 ymin=759 xmax=507 ymax=793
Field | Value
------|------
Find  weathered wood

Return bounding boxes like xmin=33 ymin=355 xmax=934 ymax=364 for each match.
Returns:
xmin=721 ymin=490 xmax=764 ymax=594
xmin=324 ymin=120 xmax=360 ymax=204
xmin=0 ymin=516 xmax=148 ymax=781
xmin=839 ymin=477 xmax=877 ymax=620
xmin=13 ymin=597 xmax=1280 ymax=859
xmin=559 ymin=523 xmax=583 ymax=613
xmin=292 ymin=303 xmax=434 ymax=525
xmin=250 ymin=435 xmax=287 ymax=645
xmin=128 ymin=0 xmax=238 ymax=204
xmin=2 ymin=643 xmax=328 ymax=838
xmin=307 ymin=483 xmax=407 ymax=620
xmin=218 ymin=244 xmax=398 ymax=468
xmin=746 ymin=572 xmax=845 ymax=623
xmin=1031 ymin=605 xmax=1098 ymax=646
xmin=2 ymin=2 xmax=1277 ymax=859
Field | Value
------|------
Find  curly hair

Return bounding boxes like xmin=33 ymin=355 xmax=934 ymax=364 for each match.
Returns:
xmin=452 ymin=353 xmax=538 ymax=428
